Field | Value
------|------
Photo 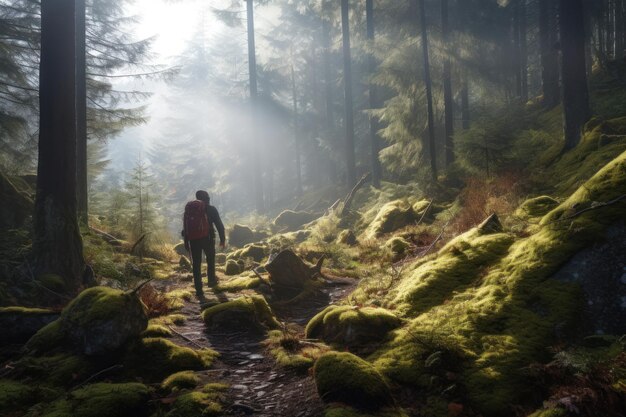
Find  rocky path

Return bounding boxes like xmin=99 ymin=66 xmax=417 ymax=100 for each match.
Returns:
xmin=157 ymin=269 xmax=357 ymax=416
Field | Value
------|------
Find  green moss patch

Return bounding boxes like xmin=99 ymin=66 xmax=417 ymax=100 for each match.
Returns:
xmin=201 ymin=295 xmax=280 ymax=331
xmin=166 ymin=383 xmax=227 ymax=417
xmin=514 ymin=196 xmax=560 ymax=219
xmin=306 ymin=306 xmax=402 ymax=348
xmin=224 ymin=260 xmax=241 ymax=276
xmin=125 ymin=337 xmax=218 ymax=380
xmin=15 ymin=353 xmax=95 ymax=387
xmin=216 ymin=274 xmax=263 ymax=292
xmin=42 ymin=382 xmax=151 ymax=417
xmin=162 ymin=371 xmax=200 ymax=392
xmin=0 ymin=379 xmax=35 ymax=413
xmin=265 ymin=330 xmax=329 ymax=372
xmin=227 ymin=244 xmax=268 ymax=263
xmin=314 ymin=351 xmax=393 ymax=410
xmin=142 ymin=323 xmax=173 ymax=338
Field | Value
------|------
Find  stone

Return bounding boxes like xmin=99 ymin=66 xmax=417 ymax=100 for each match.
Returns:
xmin=229 ymin=224 xmax=255 ymax=248
xmin=0 ymin=307 xmax=59 ymax=345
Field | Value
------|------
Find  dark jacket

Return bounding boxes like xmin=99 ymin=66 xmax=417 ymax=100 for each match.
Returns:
xmin=205 ymin=204 xmax=226 ymax=244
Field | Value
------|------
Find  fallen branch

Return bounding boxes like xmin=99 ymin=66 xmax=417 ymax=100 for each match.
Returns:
xmin=167 ymin=325 xmax=205 ymax=349
xmin=340 ymin=172 xmax=372 ymax=216
xmin=89 ymin=227 xmax=122 ymax=246
xmin=131 ymin=233 xmax=149 ymax=254
xmin=549 ymin=194 xmax=626 ymax=224
xmin=414 ymin=200 xmax=433 ymax=226
xmin=418 ymin=220 xmax=451 ymax=257
xmin=74 ymin=365 xmax=123 ymax=389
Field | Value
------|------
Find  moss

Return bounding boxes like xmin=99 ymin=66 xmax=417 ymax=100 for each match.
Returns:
xmin=390 ymin=228 xmax=514 ymax=315
xmin=365 ymin=200 xmax=416 ymax=238
xmin=224 ymin=260 xmax=241 ymax=276
xmin=227 ymin=244 xmax=268 ymax=263
xmin=42 ymin=382 xmax=151 ymax=417
xmin=61 ymin=286 xmax=144 ymax=329
xmin=337 ymin=229 xmax=358 ymax=246
xmin=527 ymin=408 xmax=568 ymax=417
xmin=155 ymin=314 xmax=187 ymax=326
xmin=161 ymin=371 xmax=200 ymax=392
xmin=314 ymin=351 xmax=393 ymax=410
xmin=36 ymin=274 xmax=67 ymax=293
xmin=16 ymin=353 xmax=95 ymax=386
xmin=514 ymin=196 xmax=560 ymax=219
xmin=25 ymin=320 xmax=64 ymax=353
xmin=264 ymin=330 xmax=328 ymax=372
xmin=0 ymin=379 xmax=35 ymax=412
xmin=273 ymin=210 xmax=316 ymax=231
xmin=306 ymin=306 xmax=402 ymax=347
xmin=385 ymin=236 xmax=411 ymax=255
xmin=166 ymin=384 xmax=227 ymax=417
xmin=324 ymin=405 xmax=408 ymax=417
xmin=165 ymin=289 xmax=193 ymax=310
xmin=0 ymin=306 xmax=56 ymax=315
xmin=142 ymin=323 xmax=173 ymax=338
xmin=125 ymin=337 xmax=218 ymax=380
xmin=371 ymin=151 xmax=626 ymax=416
xmin=216 ymin=274 xmax=262 ymax=292
xmin=202 ymin=295 xmax=280 ymax=331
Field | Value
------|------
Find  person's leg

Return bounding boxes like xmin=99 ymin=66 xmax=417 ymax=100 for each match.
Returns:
xmin=189 ymin=240 xmax=204 ymax=296
xmin=203 ymin=237 xmax=217 ymax=286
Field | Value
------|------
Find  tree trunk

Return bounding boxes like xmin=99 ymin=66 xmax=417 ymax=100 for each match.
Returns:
xmin=341 ymin=0 xmax=357 ymax=187
xmin=513 ymin=1 xmax=522 ymax=99
xmin=76 ymin=0 xmax=88 ymax=227
xmin=246 ymin=0 xmax=264 ymax=213
xmin=322 ymin=2 xmax=338 ymax=183
xmin=366 ymin=0 xmax=382 ymax=188
xmin=539 ymin=0 xmax=560 ymax=108
xmin=418 ymin=0 xmax=438 ymax=181
xmin=616 ymin=0 xmax=624 ymax=59
xmin=519 ymin=0 xmax=529 ymax=102
xmin=34 ymin=0 xmax=85 ymax=293
xmin=559 ymin=0 xmax=591 ymax=151
xmin=441 ymin=0 xmax=454 ymax=167
xmin=461 ymin=75 xmax=470 ymax=130
xmin=291 ymin=60 xmax=303 ymax=197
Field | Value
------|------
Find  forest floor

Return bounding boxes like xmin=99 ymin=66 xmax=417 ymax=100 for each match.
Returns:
xmin=153 ymin=264 xmax=357 ymax=417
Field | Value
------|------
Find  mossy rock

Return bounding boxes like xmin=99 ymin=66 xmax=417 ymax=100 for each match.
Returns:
xmin=216 ymin=274 xmax=262 ymax=292
xmin=201 ymin=296 xmax=280 ymax=332
xmin=15 ymin=353 xmax=95 ymax=387
xmin=60 ymin=287 xmax=148 ymax=356
xmin=166 ymin=384 xmax=227 ymax=417
xmin=365 ymin=200 xmax=417 ymax=238
xmin=0 ymin=306 xmax=59 ymax=344
xmin=228 ymin=244 xmax=268 ymax=263
xmin=162 ymin=371 xmax=200 ymax=392
xmin=306 ymin=306 xmax=402 ymax=347
xmin=124 ymin=337 xmax=218 ymax=380
xmin=273 ymin=210 xmax=317 ymax=231
xmin=215 ymin=253 xmax=227 ymax=265
xmin=174 ymin=242 xmax=188 ymax=256
xmin=142 ymin=324 xmax=173 ymax=338
xmin=228 ymin=224 xmax=255 ymax=248
xmin=0 ymin=379 xmax=35 ymax=413
xmin=515 ymin=196 xmax=560 ymax=219
xmin=224 ymin=260 xmax=241 ymax=276
xmin=42 ymin=382 xmax=151 ymax=417
xmin=337 ymin=230 xmax=358 ymax=246
xmin=314 ymin=351 xmax=393 ymax=410
xmin=386 ymin=237 xmax=411 ymax=255
xmin=527 ymin=408 xmax=568 ymax=417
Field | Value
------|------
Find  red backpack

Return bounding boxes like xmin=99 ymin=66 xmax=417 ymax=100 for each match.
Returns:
xmin=184 ymin=200 xmax=209 ymax=240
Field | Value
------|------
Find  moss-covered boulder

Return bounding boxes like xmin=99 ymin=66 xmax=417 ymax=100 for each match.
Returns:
xmin=224 ymin=260 xmax=241 ymax=276
xmin=201 ymin=296 xmax=280 ymax=331
xmin=215 ymin=253 xmax=227 ymax=265
xmin=25 ymin=287 xmax=148 ymax=356
xmin=42 ymin=382 xmax=151 ymax=417
xmin=306 ymin=306 xmax=402 ymax=347
xmin=386 ymin=236 xmax=411 ymax=255
xmin=515 ymin=196 xmax=560 ymax=219
xmin=0 ymin=307 xmax=59 ymax=344
xmin=125 ymin=337 xmax=217 ymax=380
xmin=161 ymin=371 xmax=200 ymax=392
xmin=314 ymin=352 xmax=393 ymax=410
xmin=228 ymin=243 xmax=268 ymax=263
xmin=365 ymin=200 xmax=417 ymax=238
xmin=174 ymin=242 xmax=188 ymax=256
xmin=337 ymin=230 xmax=358 ymax=246
xmin=165 ymin=383 xmax=227 ymax=417
xmin=273 ymin=210 xmax=317 ymax=231
xmin=0 ymin=171 xmax=33 ymax=231
xmin=228 ymin=224 xmax=255 ymax=248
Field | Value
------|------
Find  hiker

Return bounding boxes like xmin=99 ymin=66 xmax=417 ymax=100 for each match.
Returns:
xmin=183 ymin=190 xmax=226 ymax=296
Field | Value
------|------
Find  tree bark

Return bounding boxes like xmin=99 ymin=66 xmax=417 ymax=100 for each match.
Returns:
xmin=519 ymin=0 xmax=528 ymax=102
xmin=615 ymin=0 xmax=624 ymax=59
xmin=461 ymin=74 xmax=470 ymax=130
xmin=559 ymin=0 xmax=591 ymax=151
xmin=322 ymin=1 xmax=338 ymax=183
xmin=76 ymin=0 xmax=88 ymax=227
xmin=418 ymin=0 xmax=438 ymax=180
xmin=539 ymin=0 xmax=560 ymax=108
xmin=366 ymin=0 xmax=382 ymax=188
xmin=34 ymin=0 xmax=85 ymax=293
xmin=291 ymin=59 xmax=303 ymax=197
xmin=441 ymin=0 xmax=454 ymax=167
xmin=246 ymin=0 xmax=264 ymax=213
xmin=341 ymin=0 xmax=357 ymax=187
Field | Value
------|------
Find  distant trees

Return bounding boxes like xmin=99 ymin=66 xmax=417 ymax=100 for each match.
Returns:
xmin=559 ymin=0 xmax=591 ymax=151
xmin=33 ymin=0 xmax=85 ymax=292
xmin=366 ymin=0 xmax=382 ymax=188
xmin=341 ymin=0 xmax=357 ymax=187
xmin=539 ymin=0 xmax=560 ymax=109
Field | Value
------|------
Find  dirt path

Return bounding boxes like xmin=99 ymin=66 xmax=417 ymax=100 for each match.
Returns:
xmin=157 ymin=269 xmax=357 ymax=416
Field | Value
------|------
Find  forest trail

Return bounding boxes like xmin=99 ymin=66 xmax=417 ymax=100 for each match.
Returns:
xmin=154 ymin=265 xmax=357 ymax=416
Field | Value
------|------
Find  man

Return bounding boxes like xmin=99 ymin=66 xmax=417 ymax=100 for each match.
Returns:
xmin=183 ymin=190 xmax=226 ymax=297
